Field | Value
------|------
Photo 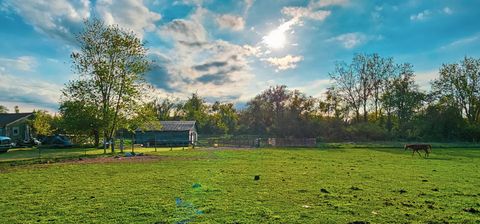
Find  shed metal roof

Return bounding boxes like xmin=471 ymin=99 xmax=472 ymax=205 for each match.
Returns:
xmin=0 ymin=113 xmax=33 ymax=127
xmin=138 ymin=121 xmax=196 ymax=132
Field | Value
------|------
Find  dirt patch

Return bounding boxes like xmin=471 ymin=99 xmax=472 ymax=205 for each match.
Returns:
xmin=64 ymin=155 xmax=211 ymax=164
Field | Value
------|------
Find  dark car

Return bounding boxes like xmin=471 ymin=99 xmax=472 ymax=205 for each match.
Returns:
xmin=0 ymin=136 xmax=12 ymax=153
xmin=14 ymin=138 xmax=41 ymax=148
xmin=40 ymin=135 xmax=73 ymax=148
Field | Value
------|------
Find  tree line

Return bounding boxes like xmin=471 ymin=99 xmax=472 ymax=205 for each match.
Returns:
xmin=144 ymin=53 xmax=479 ymax=143
xmin=3 ymin=19 xmax=479 ymax=149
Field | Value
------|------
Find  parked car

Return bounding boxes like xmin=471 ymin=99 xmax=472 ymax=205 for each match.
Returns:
xmin=40 ymin=135 xmax=73 ymax=148
xmin=15 ymin=138 xmax=41 ymax=147
xmin=0 ymin=136 xmax=12 ymax=153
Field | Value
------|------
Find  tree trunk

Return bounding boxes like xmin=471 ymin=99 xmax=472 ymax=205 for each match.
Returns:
xmin=386 ymin=111 xmax=392 ymax=133
xmin=110 ymin=137 xmax=115 ymax=153
xmin=94 ymin=129 xmax=99 ymax=148
xmin=103 ymin=132 xmax=107 ymax=154
xmin=363 ymin=103 xmax=368 ymax=122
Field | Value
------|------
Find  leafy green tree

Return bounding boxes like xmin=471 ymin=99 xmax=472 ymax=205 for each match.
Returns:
xmin=59 ymin=100 xmax=102 ymax=147
xmin=329 ymin=54 xmax=397 ymax=122
xmin=179 ymin=93 xmax=209 ymax=132
xmin=382 ymin=64 xmax=424 ymax=137
xmin=211 ymin=102 xmax=238 ymax=134
xmin=30 ymin=110 xmax=55 ymax=137
xmin=432 ymin=57 xmax=480 ymax=125
xmin=0 ymin=105 xmax=8 ymax=113
xmin=62 ymin=18 xmax=149 ymax=152
xmin=240 ymin=86 xmax=320 ymax=137
xmin=153 ymin=97 xmax=182 ymax=121
xmin=414 ymin=100 xmax=466 ymax=141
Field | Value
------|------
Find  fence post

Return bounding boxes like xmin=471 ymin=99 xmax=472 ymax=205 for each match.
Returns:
xmin=154 ymin=134 xmax=157 ymax=152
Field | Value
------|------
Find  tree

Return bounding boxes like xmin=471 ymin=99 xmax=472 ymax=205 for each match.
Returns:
xmin=382 ymin=63 xmax=424 ymax=137
xmin=432 ymin=57 xmax=480 ymax=125
xmin=179 ymin=93 xmax=209 ymax=133
xmin=0 ymin=105 xmax=8 ymax=113
xmin=239 ymin=86 xmax=319 ymax=137
xmin=153 ymin=97 xmax=182 ymax=121
xmin=62 ymin=18 xmax=149 ymax=152
xmin=329 ymin=60 xmax=363 ymax=122
xmin=59 ymin=100 xmax=102 ymax=147
xmin=211 ymin=102 xmax=238 ymax=134
xmin=14 ymin=105 xmax=19 ymax=113
xmin=323 ymin=87 xmax=343 ymax=119
xmin=30 ymin=110 xmax=55 ymax=137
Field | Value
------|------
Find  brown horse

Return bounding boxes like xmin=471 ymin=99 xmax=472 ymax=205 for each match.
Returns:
xmin=404 ymin=144 xmax=432 ymax=158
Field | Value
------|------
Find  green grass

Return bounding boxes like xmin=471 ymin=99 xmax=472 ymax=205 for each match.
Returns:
xmin=0 ymin=147 xmax=479 ymax=223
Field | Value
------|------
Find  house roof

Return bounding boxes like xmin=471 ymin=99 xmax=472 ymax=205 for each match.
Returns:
xmin=138 ymin=121 xmax=196 ymax=132
xmin=0 ymin=113 xmax=33 ymax=127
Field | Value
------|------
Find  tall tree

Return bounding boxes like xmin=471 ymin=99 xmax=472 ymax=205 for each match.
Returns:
xmin=433 ymin=57 xmax=480 ymax=125
xmin=180 ymin=93 xmax=209 ymax=132
xmin=330 ymin=54 xmax=400 ymax=122
xmin=382 ymin=63 xmax=424 ymax=137
xmin=329 ymin=60 xmax=362 ymax=122
xmin=62 ymin=18 xmax=149 ymax=152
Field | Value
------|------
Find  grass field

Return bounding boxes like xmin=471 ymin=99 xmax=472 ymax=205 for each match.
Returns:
xmin=0 ymin=147 xmax=479 ymax=223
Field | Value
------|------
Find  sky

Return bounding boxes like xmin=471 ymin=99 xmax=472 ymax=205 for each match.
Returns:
xmin=0 ymin=0 xmax=480 ymax=113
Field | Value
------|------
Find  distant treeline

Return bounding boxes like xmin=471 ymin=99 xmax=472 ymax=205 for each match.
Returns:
xmin=148 ymin=54 xmax=480 ymax=142
xmin=10 ymin=54 xmax=479 ymax=143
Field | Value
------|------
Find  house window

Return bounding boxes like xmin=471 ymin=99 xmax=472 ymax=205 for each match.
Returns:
xmin=13 ymin=127 xmax=19 ymax=136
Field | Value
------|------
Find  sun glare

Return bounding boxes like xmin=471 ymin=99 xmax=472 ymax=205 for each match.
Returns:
xmin=263 ymin=29 xmax=286 ymax=49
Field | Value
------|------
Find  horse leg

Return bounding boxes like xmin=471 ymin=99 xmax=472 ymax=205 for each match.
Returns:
xmin=417 ymin=150 xmax=422 ymax=157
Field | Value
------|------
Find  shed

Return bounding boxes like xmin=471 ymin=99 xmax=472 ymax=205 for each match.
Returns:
xmin=135 ymin=121 xmax=197 ymax=147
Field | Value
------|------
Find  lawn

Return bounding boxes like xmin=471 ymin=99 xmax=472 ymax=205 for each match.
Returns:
xmin=0 ymin=147 xmax=479 ymax=223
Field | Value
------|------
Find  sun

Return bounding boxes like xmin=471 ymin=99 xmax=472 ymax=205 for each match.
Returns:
xmin=263 ymin=29 xmax=286 ymax=49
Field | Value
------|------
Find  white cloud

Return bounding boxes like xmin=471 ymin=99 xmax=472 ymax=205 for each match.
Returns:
xmin=309 ymin=0 xmax=349 ymax=8
xmin=244 ymin=0 xmax=255 ymax=16
xmin=410 ymin=10 xmax=430 ymax=21
xmin=263 ymin=0 xmax=345 ymax=51
xmin=439 ymin=33 xmax=480 ymax=51
xmin=96 ymin=0 xmax=161 ymax=38
xmin=281 ymin=7 xmax=331 ymax=21
xmin=159 ymin=19 xmax=207 ymax=44
xmin=415 ymin=70 xmax=438 ymax=90
xmin=262 ymin=55 xmax=303 ymax=71
xmin=329 ymin=32 xmax=368 ymax=49
xmin=0 ymin=56 xmax=37 ymax=72
xmin=4 ymin=0 xmax=90 ymax=43
xmin=293 ymin=79 xmax=331 ymax=98
xmin=216 ymin=14 xmax=245 ymax=31
xmin=0 ymin=72 xmax=62 ymax=111
xmin=153 ymin=14 xmax=257 ymax=102
xmin=5 ymin=0 xmax=161 ymax=42
xmin=443 ymin=7 xmax=453 ymax=15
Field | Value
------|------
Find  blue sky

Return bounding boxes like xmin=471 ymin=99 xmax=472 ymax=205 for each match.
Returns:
xmin=1 ymin=0 xmax=479 ymax=112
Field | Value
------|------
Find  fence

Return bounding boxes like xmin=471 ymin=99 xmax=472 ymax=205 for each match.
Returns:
xmin=268 ymin=138 xmax=317 ymax=147
xmin=197 ymin=135 xmax=318 ymax=148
